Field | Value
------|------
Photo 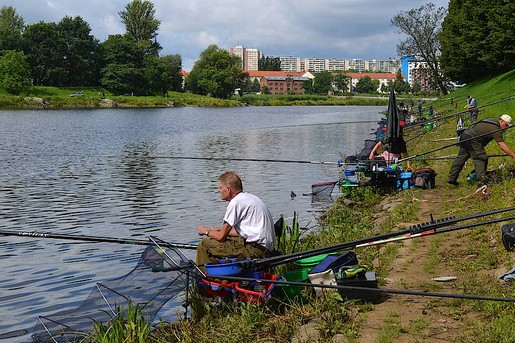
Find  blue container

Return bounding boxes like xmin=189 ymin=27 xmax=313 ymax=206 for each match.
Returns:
xmin=344 ymin=170 xmax=355 ymax=176
xmin=205 ymin=257 xmax=250 ymax=276
xmin=397 ymin=172 xmax=413 ymax=190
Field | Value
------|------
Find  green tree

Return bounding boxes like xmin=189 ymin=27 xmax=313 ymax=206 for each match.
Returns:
xmin=439 ymin=0 xmax=515 ymax=83
xmin=0 ymin=6 xmax=25 ymax=51
xmin=119 ymin=0 xmax=161 ymax=56
xmin=23 ymin=22 xmax=66 ymax=86
xmin=391 ymin=3 xmax=448 ymax=94
xmin=185 ymin=45 xmax=245 ymax=99
xmin=392 ymin=69 xmax=411 ymax=93
xmin=160 ymin=54 xmax=183 ymax=92
xmin=354 ymin=76 xmax=379 ymax=94
xmin=258 ymin=56 xmax=281 ymax=71
xmin=332 ymin=72 xmax=350 ymax=94
xmin=0 ymin=50 xmax=31 ymax=94
xmin=57 ymin=16 xmax=101 ymax=86
xmin=100 ymin=34 xmax=147 ymax=94
xmin=312 ymin=71 xmax=333 ymax=94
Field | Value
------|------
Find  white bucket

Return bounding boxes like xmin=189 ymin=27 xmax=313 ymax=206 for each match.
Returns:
xmin=308 ymin=269 xmax=336 ymax=297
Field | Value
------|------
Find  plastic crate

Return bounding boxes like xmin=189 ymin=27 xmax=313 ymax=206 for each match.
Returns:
xmin=197 ymin=278 xmax=235 ymax=298
xmin=235 ymin=272 xmax=278 ymax=304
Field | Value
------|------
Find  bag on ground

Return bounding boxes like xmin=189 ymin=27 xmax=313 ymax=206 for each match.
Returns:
xmin=502 ymin=223 xmax=515 ymax=252
xmin=412 ymin=168 xmax=437 ymax=189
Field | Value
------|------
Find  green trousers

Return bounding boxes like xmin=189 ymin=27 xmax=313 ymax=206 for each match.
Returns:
xmin=196 ymin=236 xmax=265 ymax=267
xmin=448 ymin=134 xmax=488 ymax=182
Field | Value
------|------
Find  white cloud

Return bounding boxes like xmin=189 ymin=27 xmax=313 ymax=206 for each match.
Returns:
xmin=4 ymin=0 xmax=450 ymax=70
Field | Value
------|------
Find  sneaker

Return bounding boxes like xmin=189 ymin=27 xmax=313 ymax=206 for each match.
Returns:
xmin=447 ymin=180 xmax=459 ymax=186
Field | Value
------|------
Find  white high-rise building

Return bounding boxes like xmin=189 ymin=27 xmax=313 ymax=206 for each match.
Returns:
xmin=230 ymin=45 xmax=263 ymax=70
xmin=327 ymin=58 xmax=348 ymax=71
xmin=280 ymin=56 xmax=302 ymax=72
xmin=304 ymin=58 xmax=326 ymax=73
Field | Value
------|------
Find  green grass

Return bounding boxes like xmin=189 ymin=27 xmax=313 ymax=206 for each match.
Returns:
xmin=0 ymin=86 xmax=244 ymax=109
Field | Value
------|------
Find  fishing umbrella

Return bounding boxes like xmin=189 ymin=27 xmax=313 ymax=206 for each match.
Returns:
xmin=384 ymin=89 xmax=402 ymax=146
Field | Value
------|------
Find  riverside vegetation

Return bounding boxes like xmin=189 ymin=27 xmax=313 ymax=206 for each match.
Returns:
xmin=7 ymin=70 xmax=515 ymax=343
xmin=0 ymin=86 xmax=408 ymax=109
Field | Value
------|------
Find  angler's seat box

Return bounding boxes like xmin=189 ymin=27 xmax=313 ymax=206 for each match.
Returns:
xmin=397 ymin=172 xmax=413 ymax=190
xmin=336 ymin=271 xmax=379 ymax=303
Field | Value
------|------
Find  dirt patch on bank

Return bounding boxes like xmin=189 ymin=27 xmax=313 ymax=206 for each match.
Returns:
xmin=356 ymin=189 xmax=478 ymax=343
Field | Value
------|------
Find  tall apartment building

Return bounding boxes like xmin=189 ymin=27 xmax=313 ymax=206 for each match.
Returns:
xmin=348 ymin=59 xmax=366 ymax=72
xmin=367 ymin=59 xmax=399 ymax=73
xmin=280 ymin=56 xmax=303 ymax=72
xmin=408 ymin=59 xmax=434 ymax=91
xmin=230 ymin=45 xmax=263 ymax=71
xmin=304 ymin=58 xmax=326 ymax=73
xmin=326 ymin=58 xmax=348 ymax=71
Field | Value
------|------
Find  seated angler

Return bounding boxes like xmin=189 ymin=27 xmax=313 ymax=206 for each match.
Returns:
xmin=196 ymin=171 xmax=275 ymax=268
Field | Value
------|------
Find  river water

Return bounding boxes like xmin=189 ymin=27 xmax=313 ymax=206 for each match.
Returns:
xmin=0 ymin=105 xmax=383 ymax=341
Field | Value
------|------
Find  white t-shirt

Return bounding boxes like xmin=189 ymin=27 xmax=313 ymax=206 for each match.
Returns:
xmin=223 ymin=192 xmax=275 ymax=250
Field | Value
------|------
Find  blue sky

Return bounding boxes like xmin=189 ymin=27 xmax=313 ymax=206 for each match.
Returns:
xmin=4 ymin=0 xmax=449 ymax=70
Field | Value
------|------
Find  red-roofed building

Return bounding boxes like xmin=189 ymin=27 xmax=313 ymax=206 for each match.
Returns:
xmin=244 ymin=70 xmax=314 ymax=94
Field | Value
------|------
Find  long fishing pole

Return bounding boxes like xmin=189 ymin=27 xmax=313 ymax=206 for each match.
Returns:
xmin=247 ymin=206 xmax=515 ymax=269
xmin=0 ymin=229 xmax=198 ymax=250
xmin=409 ymin=153 xmax=508 ymax=161
xmin=398 ymin=124 xmax=514 ymax=163
xmin=216 ymin=275 xmax=515 ymax=303
xmin=148 ymin=155 xmax=339 ymax=165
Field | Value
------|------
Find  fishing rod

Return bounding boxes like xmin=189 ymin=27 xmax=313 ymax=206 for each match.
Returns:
xmin=0 ymin=229 xmax=198 ymax=250
xmin=409 ymin=154 xmax=508 ymax=161
xmin=148 ymin=155 xmax=339 ymax=165
xmin=216 ymin=275 xmax=515 ymax=303
xmin=404 ymin=94 xmax=515 ymax=132
xmin=398 ymin=124 xmax=515 ymax=163
xmin=246 ymin=206 xmax=515 ymax=269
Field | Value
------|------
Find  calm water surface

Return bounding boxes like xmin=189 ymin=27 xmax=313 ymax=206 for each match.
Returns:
xmin=0 ymin=106 xmax=383 ymax=341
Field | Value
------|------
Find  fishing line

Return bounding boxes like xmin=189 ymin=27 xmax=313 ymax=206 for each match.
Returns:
xmin=262 ymin=120 xmax=381 ymax=130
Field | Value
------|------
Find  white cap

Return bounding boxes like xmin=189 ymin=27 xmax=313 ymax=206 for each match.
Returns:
xmin=500 ymin=114 xmax=512 ymax=124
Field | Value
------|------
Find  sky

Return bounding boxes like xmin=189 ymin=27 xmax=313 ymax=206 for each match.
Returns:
xmin=4 ymin=0 xmax=449 ymax=71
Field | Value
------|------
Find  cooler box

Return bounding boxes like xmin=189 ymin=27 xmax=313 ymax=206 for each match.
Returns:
xmin=336 ymin=271 xmax=379 ymax=303
xmin=397 ymin=172 xmax=413 ymax=190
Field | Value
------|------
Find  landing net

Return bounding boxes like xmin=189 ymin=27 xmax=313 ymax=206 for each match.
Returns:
xmin=31 ymin=238 xmax=198 ymax=343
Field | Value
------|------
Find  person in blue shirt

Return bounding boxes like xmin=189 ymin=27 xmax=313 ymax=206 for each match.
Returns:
xmin=465 ymin=95 xmax=478 ymax=122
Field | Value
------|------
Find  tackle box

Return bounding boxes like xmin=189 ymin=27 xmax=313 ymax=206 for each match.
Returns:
xmin=336 ymin=271 xmax=379 ymax=303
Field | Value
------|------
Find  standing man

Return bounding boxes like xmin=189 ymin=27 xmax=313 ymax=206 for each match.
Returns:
xmin=448 ymin=115 xmax=515 ymax=185
xmin=196 ymin=171 xmax=275 ymax=266
xmin=465 ymin=95 xmax=478 ymax=123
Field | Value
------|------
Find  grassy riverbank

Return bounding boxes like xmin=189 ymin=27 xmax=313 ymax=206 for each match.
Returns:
xmin=80 ymin=70 xmax=514 ymax=342
xmin=0 ymin=86 xmax=423 ymax=109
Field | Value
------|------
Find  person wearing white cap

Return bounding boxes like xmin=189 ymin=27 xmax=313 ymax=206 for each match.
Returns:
xmin=448 ymin=114 xmax=515 ymax=185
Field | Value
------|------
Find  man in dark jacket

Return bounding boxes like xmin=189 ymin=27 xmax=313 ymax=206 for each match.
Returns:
xmin=448 ymin=115 xmax=515 ymax=185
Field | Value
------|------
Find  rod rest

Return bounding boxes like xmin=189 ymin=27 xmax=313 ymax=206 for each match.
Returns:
xmin=408 ymin=216 xmax=457 ymax=234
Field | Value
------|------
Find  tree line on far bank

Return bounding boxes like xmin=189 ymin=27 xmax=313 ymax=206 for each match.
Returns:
xmin=1 ymin=1 xmax=513 ymax=99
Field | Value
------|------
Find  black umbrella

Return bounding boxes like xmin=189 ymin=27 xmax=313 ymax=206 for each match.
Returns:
xmin=385 ymin=89 xmax=402 ymax=146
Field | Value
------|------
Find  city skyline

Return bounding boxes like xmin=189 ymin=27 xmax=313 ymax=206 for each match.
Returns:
xmin=4 ymin=0 xmax=449 ymax=71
